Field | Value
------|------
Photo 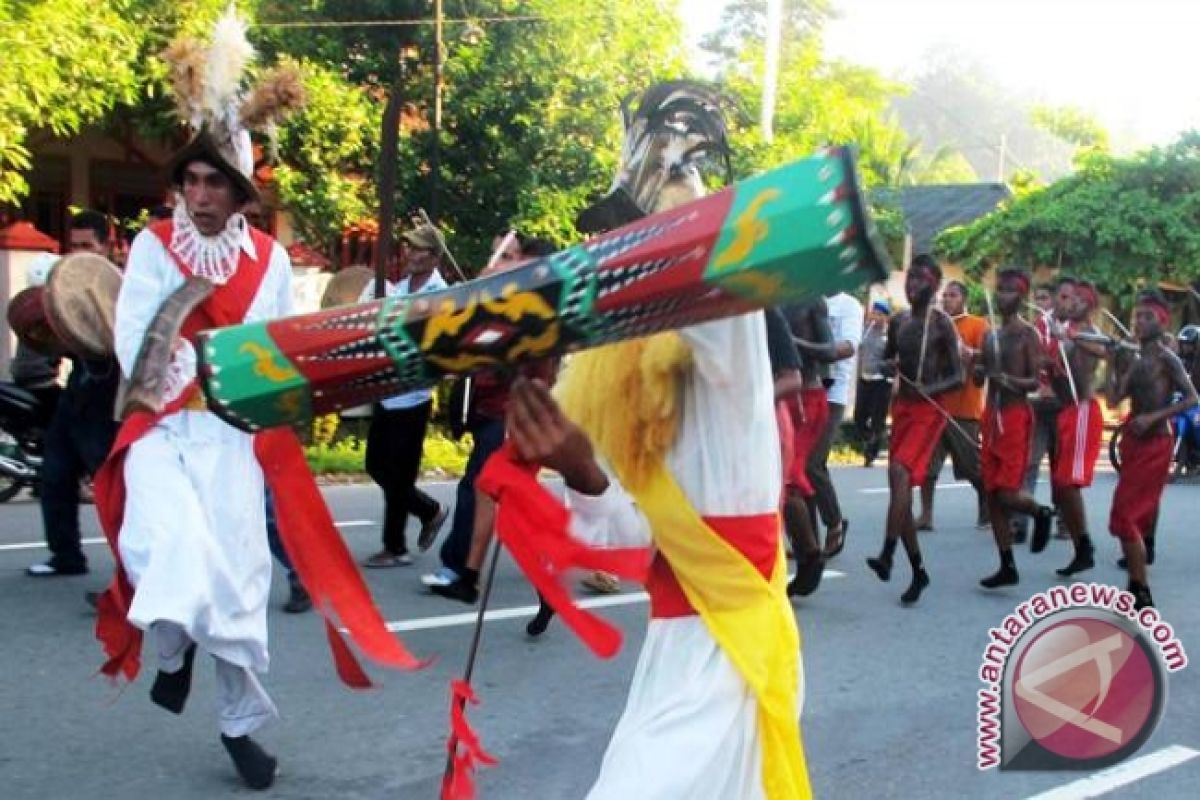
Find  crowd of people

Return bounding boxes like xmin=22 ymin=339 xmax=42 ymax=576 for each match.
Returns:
xmin=7 ymin=34 xmax=1196 ymax=794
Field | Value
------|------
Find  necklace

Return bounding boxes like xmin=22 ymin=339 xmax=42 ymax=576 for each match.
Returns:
xmin=169 ymin=200 xmax=247 ymax=285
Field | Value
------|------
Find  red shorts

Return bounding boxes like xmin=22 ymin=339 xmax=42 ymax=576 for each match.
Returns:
xmin=776 ymin=399 xmax=795 ymax=482
xmin=784 ymin=388 xmax=829 ymax=497
xmin=1052 ymin=399 xmax=1103 ymax=489
xmin=1109 ymin=433 xmax=1173 ymax=542
xmin=889 ymin=394 xmax=948 ymax=485
xmin=981 ymin=402 xmax=1032 ymax=492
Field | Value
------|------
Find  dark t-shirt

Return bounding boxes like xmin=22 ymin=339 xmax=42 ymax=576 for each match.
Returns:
xmin=764 ymin=308 xmax=802 ymax=376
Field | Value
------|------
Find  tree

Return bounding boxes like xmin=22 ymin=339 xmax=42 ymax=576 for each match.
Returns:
xmin=936 ymin=132 xmax=1200 ymax=304
xmin=0 ymin=0 xmax=144 ymax=203
xmin=256 ymin=0 xmax=686 ymax=267
xmin=893 ymin=48 xmax=1076 ymax=183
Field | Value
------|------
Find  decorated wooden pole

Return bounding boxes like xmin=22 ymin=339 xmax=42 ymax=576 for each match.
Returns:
xmin=197 ymin=146 xmax=891 ymax=432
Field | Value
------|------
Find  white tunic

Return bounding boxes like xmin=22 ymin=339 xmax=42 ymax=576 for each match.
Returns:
xmin=114 ymin=224 xmax=293 ymax=672
xmin=568 ymin=312 xmax=800 ymax=800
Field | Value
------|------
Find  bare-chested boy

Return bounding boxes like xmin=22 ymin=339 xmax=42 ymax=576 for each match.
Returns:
xmin=868 ymin=254 xmax=963 ymax=604
xmin=974 ymin=269 xmax=1055 ymax=588
xmin=1106 ymin=290 xmax=1198 ymax=609
xmin=1043 ymin=279 xmax=1109 ymax=577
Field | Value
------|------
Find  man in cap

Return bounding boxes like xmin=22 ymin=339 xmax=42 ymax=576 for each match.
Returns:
xmin=360 ymin=223 xmax=450 ymax=569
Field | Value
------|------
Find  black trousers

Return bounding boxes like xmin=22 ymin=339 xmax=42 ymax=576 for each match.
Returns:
xmin=365 ymin=401 xmax=439 ymax=555
xmin=438 ymin=417 xmax=506 ymax=575
xmin=40 ymin=393 xmax=118 ymax=569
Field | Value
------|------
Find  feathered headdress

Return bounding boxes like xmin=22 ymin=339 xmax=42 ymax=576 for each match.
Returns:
xmin=162 ymin=5 xmax=305 ymax=202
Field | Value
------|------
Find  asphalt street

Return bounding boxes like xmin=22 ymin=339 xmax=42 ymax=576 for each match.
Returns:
xmin=1 ymin=466 xmax=1197 ymax=799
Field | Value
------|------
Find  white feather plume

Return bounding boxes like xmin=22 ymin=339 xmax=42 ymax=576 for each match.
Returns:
xmin=203 ymin=6 xmax=254 ymax=121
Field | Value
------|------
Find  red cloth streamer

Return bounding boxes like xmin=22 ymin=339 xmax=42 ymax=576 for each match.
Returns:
xmin=94 ymin=220 xmax=427 ymax=686
xmin=441 ymin=680 xmax=500 ymax=800
xmin=476 ymin=443 xmax=652 ymax=659
xmin=93 ymin=393 xmax=429 ymax=686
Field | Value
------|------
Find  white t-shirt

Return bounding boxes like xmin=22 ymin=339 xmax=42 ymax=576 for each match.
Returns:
xmin=825 ymin=292 xmax=864 ymax=406
xmin=358 ymin=270 xmax=448 ymax=410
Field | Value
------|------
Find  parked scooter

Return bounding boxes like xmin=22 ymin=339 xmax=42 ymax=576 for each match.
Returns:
xmin=0 ymin=382 xmax=45 ymax=502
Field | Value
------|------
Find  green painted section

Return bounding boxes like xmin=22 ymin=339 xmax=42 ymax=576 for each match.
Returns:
xmin=201 ymin=323 xmax=310 ymax=428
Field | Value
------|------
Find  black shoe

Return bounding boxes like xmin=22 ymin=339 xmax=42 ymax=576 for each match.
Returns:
xmin=1056 ymin=540 xmax=1095 ymax=577
xmin=980 ymin=565 xmax=1020 ymax=589
xmin=431 ymin=578 xmax=479 ymax=605
xmin=901 ymin=569 xmax=930 ymax=604
xmin=526 ymin=604 xmax=555 ymax=637
xmin=220 ymin=734 xmax=278 ymax=791
xmin=84 ymin=591 xmax=102 ymax=610
xmin=788 ymin=556 xmax=826 ymax=597
xmin=1031 ymin=506 xmax=1055 ymax=554
xmin=283 ymin=583 xmax=311 ymax=614
xmin=1012 ymin=528 xmax=1028 ymax=545
xmin=1129 ymin=583 xmax=1155 ymax=611
xmin=150 ymin=644 xmax=197 ymax=715
xmin=26 ymin=558 xmax=88 ymax=577
xmin=866 ymin=555 xmax=892 ymax=582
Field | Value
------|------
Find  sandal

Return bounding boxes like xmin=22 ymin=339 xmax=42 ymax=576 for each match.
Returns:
xmin=363 ymin=550 xmax=408 ymax=568
xmin=823 ymin=520 xmax=849 ymax=558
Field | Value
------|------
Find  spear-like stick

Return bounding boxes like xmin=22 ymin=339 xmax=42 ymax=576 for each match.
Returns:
xmin=983 ymin=288 xmax=1005 ymax=433
xmin=416 ymin=207 xmax=469 ymax=283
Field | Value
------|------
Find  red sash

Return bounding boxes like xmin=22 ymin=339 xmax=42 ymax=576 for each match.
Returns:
xmin=95 ymin=222 xmax=424 ymax=687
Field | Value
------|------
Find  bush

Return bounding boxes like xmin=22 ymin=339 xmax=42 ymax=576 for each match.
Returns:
xmin=303 ymin=427 xmax=474 ymax=478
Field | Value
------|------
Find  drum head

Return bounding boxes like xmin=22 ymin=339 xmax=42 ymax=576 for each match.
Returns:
xmin=321 ymin=266 xmax=376 ymax=309
xmin=43 ymin=253 xmax=122 ymax=360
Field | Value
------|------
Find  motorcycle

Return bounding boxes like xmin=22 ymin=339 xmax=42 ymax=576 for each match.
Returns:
xmin=0 ymin=382 xmax=45 ymax=502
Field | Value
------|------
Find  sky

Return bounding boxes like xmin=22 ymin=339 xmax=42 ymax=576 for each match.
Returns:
xmin=678 ymin=0 xmax=1200 ymax=149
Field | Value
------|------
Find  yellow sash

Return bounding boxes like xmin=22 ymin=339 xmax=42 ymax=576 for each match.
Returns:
xmin=632 ymin=465 xmax=812 ymax=800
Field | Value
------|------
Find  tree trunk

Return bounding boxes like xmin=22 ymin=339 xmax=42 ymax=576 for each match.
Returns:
xmin=376 ymin=63 xmax=405 ymax=301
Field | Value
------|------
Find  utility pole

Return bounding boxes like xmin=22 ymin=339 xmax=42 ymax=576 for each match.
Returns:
xmin=997 ymin=134 xmax=1007 ymax=182
xmin=431 ymin=0 xmax=444 ymax=222
xmin=761 ymin=0 xmax=783 ymax=143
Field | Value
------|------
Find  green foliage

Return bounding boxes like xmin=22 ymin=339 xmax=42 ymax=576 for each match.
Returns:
xmin=0 ymin=0 xmax=142 ymax=203
xmin=272 ymin=60 xmax=380 ymax=252
xmin=1031 ymin=104 xmax=1111 ymax=152
xmin=936 ymin=132 xmax=1200 ymax=303
xmin=304 ymin=428 xmax=472 ymax=477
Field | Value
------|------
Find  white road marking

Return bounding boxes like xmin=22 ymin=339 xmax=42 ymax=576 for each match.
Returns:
xmin=384 ymin=570 xmax=846 ymax=633
xmin=859 ymin=482 xmax=973 ymax=495
xmin=0 ymin=520 xmax=375 ymax=552
xmin=1024 ymin=745 xmax=1200 ymax=799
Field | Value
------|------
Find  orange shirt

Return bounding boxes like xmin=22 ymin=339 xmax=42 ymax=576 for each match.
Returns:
xmin=942 ymin=313 xmax=988 ymax=420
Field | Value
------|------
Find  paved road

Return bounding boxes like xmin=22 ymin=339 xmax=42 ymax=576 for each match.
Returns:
xmin=1 ymin=466 xmax=1197 ymax=799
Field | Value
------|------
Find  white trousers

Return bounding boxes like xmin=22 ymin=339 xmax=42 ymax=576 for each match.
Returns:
xmin=154 ymin=621 xmax=278 ymax=737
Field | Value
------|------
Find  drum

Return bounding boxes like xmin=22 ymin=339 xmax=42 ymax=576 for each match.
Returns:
xmin=7 ymin=286 xmax=61 ymax=356
xmin=43 ymin=253 xmax=122 ymax=360
xmin=199 ymin=147 xmax=892 ymax=432
xmin=320 ymin=266 xmax=375 ymax=309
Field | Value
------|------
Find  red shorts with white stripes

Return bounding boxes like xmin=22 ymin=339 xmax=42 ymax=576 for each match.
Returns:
xmin=1052 ymin=399 xmax=1103 ymax=489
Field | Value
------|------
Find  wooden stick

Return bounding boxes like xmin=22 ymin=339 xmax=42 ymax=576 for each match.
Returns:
xmin=416 ymin=208 xmax=468 ymax=283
